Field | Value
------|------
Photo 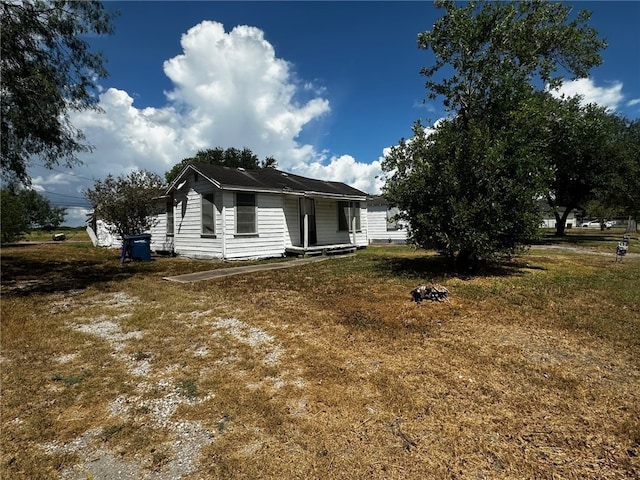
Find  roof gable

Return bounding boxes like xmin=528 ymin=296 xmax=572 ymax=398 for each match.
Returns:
xmin=167 ymin=163 xmax=367 ymax=198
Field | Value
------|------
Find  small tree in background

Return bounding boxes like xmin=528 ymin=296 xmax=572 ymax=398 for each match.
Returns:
xmin=17 ymin=188 xmax=66 ymax=230
xmin=586 ymin=118 xmax=640 ymax=233
xmin=165 ymin=147 xmax=277 ymax=183
xmin=0 ymin=188 xmax=66 ymax=242
xmin=84 ymin=170 xmax=165 ymax=239
xmin=1 ymin=189 xmax=29 ymax=243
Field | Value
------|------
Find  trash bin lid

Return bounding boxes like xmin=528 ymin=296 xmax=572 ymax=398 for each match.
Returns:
xmin=123 ymin=233 xmax=151 ymax=240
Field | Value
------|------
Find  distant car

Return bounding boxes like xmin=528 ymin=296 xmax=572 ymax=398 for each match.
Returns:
xmin=581 ymin=220 xmax=615 ymax=229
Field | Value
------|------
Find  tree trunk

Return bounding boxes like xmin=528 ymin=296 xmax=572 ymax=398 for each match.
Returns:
xmin=547 ymin=194 xmax=568 ymax=237
xmin=456 ymin=248 xmax=479 ymax=274
xmin=552 ymin=203 xmax=575 ymax=237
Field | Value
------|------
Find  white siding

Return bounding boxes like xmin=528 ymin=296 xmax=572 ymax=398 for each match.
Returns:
xmin=284 ymin=195 xmax=299 ymax=248
xmin=367 ymin=204 xmax=408 ymax=244
xmin=149 ymin=204 xmax=174 ymax=253
xmin=94 ymin=220 xmax=122 ymax=248
xmin=171 ymin=176 xmax=223 ymax=259
xmin=314 ymin=199 xmax=368 ymax=247
xmin=223 ymin=192 xmax=287 ymax=260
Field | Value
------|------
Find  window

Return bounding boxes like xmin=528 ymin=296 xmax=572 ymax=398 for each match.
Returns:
xmin=201 ymin=193 xmax=215 ymax=235
xmin=236 ymin=193 xmax=256 ymax=234
xmin=338 ymin=201 xmax=361 ymax=231
xmin=386 ymin=206 xmax=400 ymax=231
xmin=166 ymin=200 xmax=174 ymax=235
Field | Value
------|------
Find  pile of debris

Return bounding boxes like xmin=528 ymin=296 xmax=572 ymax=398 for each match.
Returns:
xmin=411 ymin=284 xmax=449 ymax=303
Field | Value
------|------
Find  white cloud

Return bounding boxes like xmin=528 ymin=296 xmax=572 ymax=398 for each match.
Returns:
xmin=158 ymin=20 xmax=331 ymax=167
xmin=295 ymin=155 xmax=384 ymax=195
xmin=31 ymin=173 xmax=72 ymax=187
xmin=550 ymin=78 xmax=624 ymax=111
xmin=627 ymin=98 xmax=640 ymax=107
xmin=34 ymin=20 xmax=388 ymax=225
xmin=63 ymin=207 xmax=93 ymax=227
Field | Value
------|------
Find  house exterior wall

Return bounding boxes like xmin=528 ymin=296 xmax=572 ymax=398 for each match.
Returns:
xmin=284 ymin=195 xmax=300 ymax=248
xmin=170 ymin=176 xmax=224 ymax=259
xmin=313 ymin=198 xmax=368 ymax=246
xmin=91 ymin=220 xmax=122 ymax=248
xmin=161 ymin=176 xmax=290 ymax=260
xmin=222 ymin=191 xmax=287 ymax=260
xmin=149 ymin=203 xmax=174 ymax=253
xmin=367 ymin=204 xmax=409 ymax=244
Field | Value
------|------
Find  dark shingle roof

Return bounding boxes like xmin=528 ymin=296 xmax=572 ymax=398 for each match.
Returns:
xmin=176 ymin=163 xmax=367 ymax=197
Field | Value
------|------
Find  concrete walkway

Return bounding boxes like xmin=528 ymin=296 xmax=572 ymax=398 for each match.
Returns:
xmin=163 ymin=254 xmax=352 ymax=283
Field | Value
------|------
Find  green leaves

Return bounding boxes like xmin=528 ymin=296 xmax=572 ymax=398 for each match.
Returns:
xmin=165 ymin=147 xmax=277 ymax=183
xmin=84 ymin=171 xmax=165 ymax=239
xmin=0 ymin=188 xmax=65 ymax=242
xmin=385 ymin=1 xmax=608 ymax=269
xmin=1 ymin=1 xmax=116 ymax=185
xmin=419 ymin=0 xmax=606 ymax=122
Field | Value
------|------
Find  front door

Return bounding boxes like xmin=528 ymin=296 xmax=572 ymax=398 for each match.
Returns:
xmin=299 ymin=198 xmax=317 ymax=247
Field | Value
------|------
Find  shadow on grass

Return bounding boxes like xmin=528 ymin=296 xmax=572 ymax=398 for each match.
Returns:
xmin=532 ymin=231 xmax=624 ymax=245
xmin=0 ymin=248 xmax=146 ymax=296
xmin=370 ymin=254 xmax=544 ymax=281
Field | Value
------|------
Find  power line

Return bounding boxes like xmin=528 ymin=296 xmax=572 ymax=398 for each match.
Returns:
xmin=35 ymin=188 xmax=93 ymax=208
xmin=31 ymin=162 xmax=96 ymax=182
xmin=44 ymin=190 xmax=87 ymax=201
xmin=49 ymin=202 xmax=91 ymax=208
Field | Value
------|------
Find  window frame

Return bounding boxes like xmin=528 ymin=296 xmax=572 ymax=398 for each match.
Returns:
xmin=201 ymin=192 xmax=216 ymax=237
xmin=338 ymin=200 xmax=361 ymax=232
xmin=386 ymin=206 xmax=400 ymax=231
xmin=235 ymin=192 xmax=257 ymax=235
xmin=166 ymin=200 xmax=174 ymax=236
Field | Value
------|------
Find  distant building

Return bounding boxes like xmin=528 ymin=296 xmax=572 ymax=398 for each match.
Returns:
xmin=538 ymin=202 xmax=579 ymax=229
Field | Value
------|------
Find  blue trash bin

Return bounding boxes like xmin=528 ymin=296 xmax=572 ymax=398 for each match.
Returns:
xmin=121 ymin=234 xmax=152 ymax=262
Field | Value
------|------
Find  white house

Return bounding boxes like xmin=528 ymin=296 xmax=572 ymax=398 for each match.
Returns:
xmin=367 ymin=195 xmax=409 ymax=244
xmin=149 ymin=163 xmax=369 ymax=260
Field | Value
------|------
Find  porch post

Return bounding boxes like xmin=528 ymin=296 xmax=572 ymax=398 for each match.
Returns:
xmin=351 ymin=204 xmax=356 ymax=245
xmin=303 ymin=203 xmax=309 ymax=249
xmin=221 ymin=203 xmax=227 ymax=259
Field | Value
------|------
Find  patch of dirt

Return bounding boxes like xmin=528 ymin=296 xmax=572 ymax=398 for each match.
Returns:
xmin=44 ymin=303 xmax=307 ymax=479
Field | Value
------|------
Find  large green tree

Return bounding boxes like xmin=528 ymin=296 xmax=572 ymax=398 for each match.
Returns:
xmin=1 ymin=0 xmax=115 ymax=185
xmin=84 ymin=170 xmax=165 ymax=239
xmin=588 ymin=118 xmax=640 ymax=232
xmin=165 ymin=147 xmax=277 ymax=184
xmin=543 ymin=99 xmax=634 ymax=235
xmin=382 ymin=0 xmax=606 ymax=270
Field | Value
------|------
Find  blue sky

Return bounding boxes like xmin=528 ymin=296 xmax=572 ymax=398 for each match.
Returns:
xmin=29 ymin=1 xmax=640 ymax=225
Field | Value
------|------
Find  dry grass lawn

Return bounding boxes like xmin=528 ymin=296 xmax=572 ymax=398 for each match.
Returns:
xmin=1 ymin=241 xmax=639 ymax=479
